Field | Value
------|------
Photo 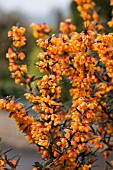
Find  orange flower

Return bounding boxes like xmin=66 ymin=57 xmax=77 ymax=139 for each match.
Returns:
xmin=108 ymin=17 xmax=113 ymax=28
xmin=30 ymin=23 xmax=50 ymax=38
xmin=8 ymin=26 xmax=26 ymax=48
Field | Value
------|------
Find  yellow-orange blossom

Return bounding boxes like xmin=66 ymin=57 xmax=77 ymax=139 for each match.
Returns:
xmin=0 ymin=0 xmax=113 ymax=170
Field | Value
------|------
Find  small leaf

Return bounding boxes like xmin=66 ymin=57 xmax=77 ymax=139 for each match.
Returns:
xmin=44 ymin=158 xmax=53 ymax=167
xmin=64 ymin=159 xmax=66 ymax=167
xmin=106 ymin=161 xmax=113 ymax=168
xmin=33 ymin=161 xmax=43 ymax=169
xmin=16 ymin=155 xmax=21 ymax=166
xmin=2 ymin=148 xmax=13 ymax=155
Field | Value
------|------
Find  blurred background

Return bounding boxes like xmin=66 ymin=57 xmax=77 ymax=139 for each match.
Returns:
xmin=0 ymin=0 xmax=112 ymax=169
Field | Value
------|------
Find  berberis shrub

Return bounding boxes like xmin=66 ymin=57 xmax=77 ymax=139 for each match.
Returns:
xmin=0 ymin=0 xmax=113 ymax=169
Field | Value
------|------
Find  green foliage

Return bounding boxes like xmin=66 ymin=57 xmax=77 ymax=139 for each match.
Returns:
xmin=0 ymin=79 xmax=24 ymax=97
xmin=28 ymin=46 xmax=42 ymax=77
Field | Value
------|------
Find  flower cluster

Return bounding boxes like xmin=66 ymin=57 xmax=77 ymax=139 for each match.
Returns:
xmin=30 ymin=23 xmax=50 ymax=38
xmin=8 ymin=26 xmax=26 ymax=48
xmin=0 ymin=0 xmax=113 ymax=169
xmin=0 ymin=155 xmax=17 ymax=170
xmin=74 ymin=0 xmax=103 ymax=32
xmin=60 ymin=18 xmax=76 ymax=34
xmin=6 ymin=27 xmax=32 ymax=88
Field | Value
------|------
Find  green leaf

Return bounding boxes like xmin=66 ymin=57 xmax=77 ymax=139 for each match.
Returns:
xmin=44 ymin=158 xmax=53 ymax=167
xmin=16 ymin=155 xmax=21 ymax=167
xmin=106 ymin=161 xmax=113 ymax=168
xmin=33 ymin=161 xmax=43 ymax=169
xmin=64 ymin=159 xmax=66 ymax=167
xmin=4 ymin=154 xmax=7 ymax=161
xmin=2 ymin=148 xmax=13 ymax=155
